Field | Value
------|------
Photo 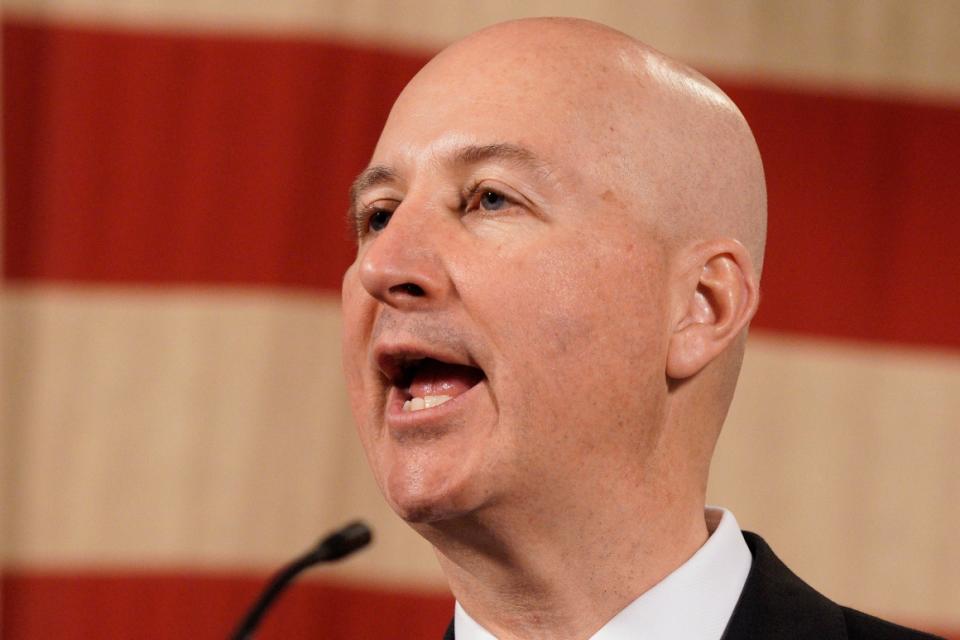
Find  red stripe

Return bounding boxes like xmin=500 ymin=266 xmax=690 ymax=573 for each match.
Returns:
xmin=4 ymin=18 xmax=960 ymax=349
xmin=2 ymin=571 xmax=954 ymax=639
xmin=727 ymin=82 xmax=960 ymax=350
xmin=2 ymin=571 xmax=453 ymax=639
xmin=3 ymin=19 xmax=425 ymax=290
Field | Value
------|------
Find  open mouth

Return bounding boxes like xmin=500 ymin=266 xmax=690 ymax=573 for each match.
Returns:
xmin=393 ymin=357 xmax=485 ymax=413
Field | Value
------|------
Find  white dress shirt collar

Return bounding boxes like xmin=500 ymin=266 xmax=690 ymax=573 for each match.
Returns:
xmin=454 ymin=507 xmax=752 ymax=640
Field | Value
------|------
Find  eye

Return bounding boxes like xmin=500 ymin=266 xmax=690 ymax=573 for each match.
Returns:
xmin=479 ymin=190 xmax=507 ymax=211
xmin=465 ymin=185 xmax=514 ymax=214
xmin=368 ymin=209 xmax=393 ymax=232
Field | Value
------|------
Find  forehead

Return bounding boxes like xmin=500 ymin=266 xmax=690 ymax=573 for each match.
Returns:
xmin=372 ymin=99 xmax=558 ymax=171
xmin=370 ymin=50 xmax=632 ymax=178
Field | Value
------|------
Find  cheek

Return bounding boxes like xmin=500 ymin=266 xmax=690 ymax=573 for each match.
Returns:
xmin=341 ymin=265 xmax=375 ymax=348
xmin=473 ymin=236 xmax=669 ymax=429
xmin=340 ymin=267 xmax=378 ymax=420
xmin=340 ymin=273 xmax=363 ymax=373
xmin=500 ymin=239 xmax=664 ymax=354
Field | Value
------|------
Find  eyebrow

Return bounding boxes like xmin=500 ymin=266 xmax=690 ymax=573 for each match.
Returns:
xmin=348 ymin=165 xmax=398 ymax=212
xmin=347 ymin=143 xmax=550 ymax=235
xmin=451 ymin=142 xmax=546 ymax=171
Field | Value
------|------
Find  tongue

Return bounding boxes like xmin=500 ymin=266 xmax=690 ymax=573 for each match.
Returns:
xmin=407 ymin=359 xmax=484 ymax=399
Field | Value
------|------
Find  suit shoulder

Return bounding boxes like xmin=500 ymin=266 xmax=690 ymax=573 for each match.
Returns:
xmin=842 ymin=607 xmax=945 ymax=640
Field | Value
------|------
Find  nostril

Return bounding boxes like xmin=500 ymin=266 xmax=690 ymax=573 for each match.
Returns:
xmin=390 ymin=282 xmax=425 ymax=297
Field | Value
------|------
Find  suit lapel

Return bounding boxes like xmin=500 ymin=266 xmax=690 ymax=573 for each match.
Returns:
xmin=443 ymin=618 xmax=455 ymax=640
xmin=721 ymin=531 xmax=847 ymax=639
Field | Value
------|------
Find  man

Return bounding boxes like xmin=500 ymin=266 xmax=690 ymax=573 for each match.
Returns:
xmin=340 ymin=17 xmax=941 ymax=640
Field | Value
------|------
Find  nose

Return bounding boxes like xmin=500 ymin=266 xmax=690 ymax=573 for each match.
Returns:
xmin=357 ymin=204 xmax=451 ymax=309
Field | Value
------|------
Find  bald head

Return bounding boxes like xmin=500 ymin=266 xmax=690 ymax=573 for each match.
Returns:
xmin=381 ymin=17 xmax=766 ymax=276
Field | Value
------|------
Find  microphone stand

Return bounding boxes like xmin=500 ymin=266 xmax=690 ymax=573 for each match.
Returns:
xmin=229 ymin=521 xmax=373 ymax=640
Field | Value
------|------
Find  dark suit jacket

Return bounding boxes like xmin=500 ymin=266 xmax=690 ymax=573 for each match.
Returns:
xmin=442 ymin=531 xmax=943 ymax=639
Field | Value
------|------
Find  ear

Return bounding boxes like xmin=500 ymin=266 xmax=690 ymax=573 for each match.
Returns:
xmin=666 ymin=239 xmax=760 ymax=380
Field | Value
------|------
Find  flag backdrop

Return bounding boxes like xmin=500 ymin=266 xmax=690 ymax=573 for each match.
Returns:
xmin=2 ymin=1 xmax=959 ymax=638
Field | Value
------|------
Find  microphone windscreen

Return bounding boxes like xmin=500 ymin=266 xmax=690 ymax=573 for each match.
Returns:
xmin=315 ymin=520 xmax=373 ymax=561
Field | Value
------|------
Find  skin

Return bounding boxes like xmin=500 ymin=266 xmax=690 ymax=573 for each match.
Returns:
xmin=341 ymin=17 xmax=766 ymax=640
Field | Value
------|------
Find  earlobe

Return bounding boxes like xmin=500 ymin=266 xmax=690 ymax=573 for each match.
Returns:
xmin=666 ymin=240 xmax=759 ymax=380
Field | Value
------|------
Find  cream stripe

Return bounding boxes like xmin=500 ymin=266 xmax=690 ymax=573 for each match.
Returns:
xmin=711 ymin=333 xmax=960 ymax=626
xmin=2 ymin=286 xmax=959 ymax=623
xmin=4 ymin=0 xmax=960 ymax=100
xmin=1 ymin=285 xmax=446 ymax=588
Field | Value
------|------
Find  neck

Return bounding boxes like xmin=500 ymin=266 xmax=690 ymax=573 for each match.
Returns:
xmin=422 ymin=488 xmax=709 ymax=640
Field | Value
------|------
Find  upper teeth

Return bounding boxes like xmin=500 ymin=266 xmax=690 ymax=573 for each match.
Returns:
xmin=403 ymin=395 xmax=453 ymax=412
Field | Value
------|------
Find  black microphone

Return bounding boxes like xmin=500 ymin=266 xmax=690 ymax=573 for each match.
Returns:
xmin=229 ymin=521 xmax=373 ymax=640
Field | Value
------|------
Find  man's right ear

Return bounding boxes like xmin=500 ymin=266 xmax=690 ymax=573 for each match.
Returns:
xmin=665 ymin=239 xmax=760 ymax=380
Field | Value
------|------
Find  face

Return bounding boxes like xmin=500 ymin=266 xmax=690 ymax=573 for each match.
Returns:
xmin=341 ymin=41 xmax=675 ymax=528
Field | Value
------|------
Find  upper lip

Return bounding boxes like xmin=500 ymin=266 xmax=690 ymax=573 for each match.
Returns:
xmin=373 ymin=341 xmax=481 ymax=387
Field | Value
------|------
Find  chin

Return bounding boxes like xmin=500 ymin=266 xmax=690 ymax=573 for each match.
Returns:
xmin=391 ymin=500 xmax=460 ymax=524
xmin=383 ymin=459 xmax=481 ymax=524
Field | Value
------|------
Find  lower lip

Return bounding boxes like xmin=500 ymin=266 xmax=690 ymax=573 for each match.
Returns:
xmin=384 ymin=380 xmax=485 ymax=433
